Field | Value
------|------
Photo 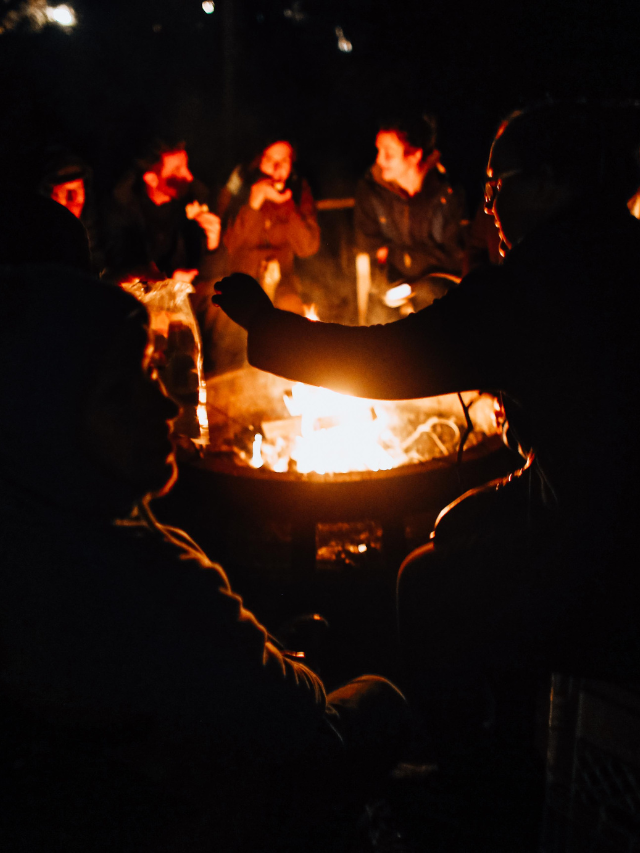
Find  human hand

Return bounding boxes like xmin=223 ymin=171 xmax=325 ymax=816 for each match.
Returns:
xmin=211 ymin=273 xmax=275 ymax=329
xmin=249 ymin=179 xmax=293 ymax=210
xmin=185 ymin=201 xmax=221 ymax=251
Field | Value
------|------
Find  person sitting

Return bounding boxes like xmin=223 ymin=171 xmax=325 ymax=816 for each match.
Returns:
xmin=355 ymin=113 xmax=466 ymax=316
xmin=0 ymin=186 xmax=91 ymax=270
xmin=104 ymin=140 xmax=221 ymax=285
xmin=0 ymin=265 xmax=409 ymax=852
xmin=198 ymin=137 xmax=320 ymax=376
xmin=219 ymin=138 xmax=320 ymax=314
xmin=212 ymin=100 xmax=640 ymax=752
xmin=38 ymin=147 xmax=105 ymax=274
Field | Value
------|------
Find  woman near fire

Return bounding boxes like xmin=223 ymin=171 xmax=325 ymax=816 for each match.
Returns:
xmin=219 ymin=138 xmax=320 ymax=314
xmin=213 ymin=100 xmax=640 ymax=751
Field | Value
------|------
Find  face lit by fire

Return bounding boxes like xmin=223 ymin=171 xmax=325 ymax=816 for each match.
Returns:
xmin=82 ymin=325 xmax=179 ymax=498
xmin=375 ymin=131 xmax=423 ymax=186
xmin=486 ymin=132 xmax=575 ymax=250
xmin=259 ymin=142 xmax=293 ymax=185
xmin=50 ymin=178 xmax=86 ymax=219
xmin=144 ymin=150 xmax=194 ymax=204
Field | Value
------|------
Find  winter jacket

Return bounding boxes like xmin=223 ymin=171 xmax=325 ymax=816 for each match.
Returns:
xmin=104 ymin=173 xmax=214 ymax=280
xmin=221 ymin=168 xmax=320 ymax=288
xmin=355 ymin=157 xmax=466 ymax=282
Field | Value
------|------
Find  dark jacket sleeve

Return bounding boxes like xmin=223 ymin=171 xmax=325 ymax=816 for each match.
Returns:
xmin=123 ymin=531 xmax=328 ymax=764
xmin=248 ymin=267 xmax=507 ymax=399
xmin=354 ymin=178 xmax=388 ymax=254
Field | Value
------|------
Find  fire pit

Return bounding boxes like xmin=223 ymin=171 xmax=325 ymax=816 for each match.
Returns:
xmin=205 ymin=366 xmax=501 ymax=475
xmin=161 ymin=367 xmax=518 ymax=575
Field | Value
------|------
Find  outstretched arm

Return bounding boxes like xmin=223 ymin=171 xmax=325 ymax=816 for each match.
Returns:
xmin=213 ymin=270 xmax=504 ymax=400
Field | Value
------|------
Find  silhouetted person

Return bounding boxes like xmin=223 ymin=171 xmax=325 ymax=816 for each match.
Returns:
xmin=0 ymin=187 xmax=91 ymax=269
xmin=212 ymin=100 xmax=640 ymax=752
xmin=38 ymin=148 xmax=106 ymax=274
xmin=0 ymin=265 xmax=409 ymax=851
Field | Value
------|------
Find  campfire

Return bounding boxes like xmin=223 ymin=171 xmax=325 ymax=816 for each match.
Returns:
xmin=205 ymin=366 xmax=500 ymax=479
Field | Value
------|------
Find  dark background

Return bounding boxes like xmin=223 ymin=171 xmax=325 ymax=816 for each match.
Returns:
xmin=2 ymin=0 xmax=640 ymax=210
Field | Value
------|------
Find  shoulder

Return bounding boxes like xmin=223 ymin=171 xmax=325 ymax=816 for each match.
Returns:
xmin=115 ymin=516 xmax=231 ymax=593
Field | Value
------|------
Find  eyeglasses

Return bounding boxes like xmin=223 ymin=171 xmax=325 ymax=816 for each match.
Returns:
xmin=484 ymin=169 xmax=522 ymax=212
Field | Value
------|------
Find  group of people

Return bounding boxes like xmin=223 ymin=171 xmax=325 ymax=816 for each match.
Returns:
xmin=32 ymin=114 xmax=485 ymax=371
xmin=1 ymin=97 xmax=640 ymax=851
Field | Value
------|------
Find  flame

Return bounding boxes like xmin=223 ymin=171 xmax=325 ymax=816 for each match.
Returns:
xmin=243 ymin=383 xmax=500 ymax=476
xmin=206 ymin=368 xmax=499 ymax=477
xmin=384 ymin=283 xmax=412 ymax=308
xmin=250 ymin=433 xmax=264 ymax=468
xmin=279 ymin=384 xmax=396 ymax=474
xmin=304 ymin=304 xmax=320 ymax=321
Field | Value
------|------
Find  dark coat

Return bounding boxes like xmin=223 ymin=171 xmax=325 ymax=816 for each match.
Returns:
xmin=355 ymin=158 xmax=466 ymax=282
xmin=0 ymin=268 xmax=330 ymax=851
xmin=104 ymin=173 xmax=214 ymax=280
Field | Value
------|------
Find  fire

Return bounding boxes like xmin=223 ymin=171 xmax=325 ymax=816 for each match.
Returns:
xmin=303 ymin=304 xmax=320 ymax=321
xmin=205 ymin=366 xmax=499 ymax=477
xmin=241 ymin=381 xmax=496 ymax=476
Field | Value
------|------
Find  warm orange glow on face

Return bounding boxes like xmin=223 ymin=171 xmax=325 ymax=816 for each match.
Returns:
xmin=259 ymin=142 xmax=293 ymax=184
xmin=50 ymin=178 xmax=85 ymax=219
xmin=375 ymin=131 xmax=422 ymax=185
xmin=145 ymin=150 xmax=194 ymax=204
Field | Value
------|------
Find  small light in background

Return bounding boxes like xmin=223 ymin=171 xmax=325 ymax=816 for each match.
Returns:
xmin=202 ymin=1 xmax=215 ymax=14
xmin=358 ymin=544 xmax=367 ymax=553
xmin=335 ymin=26 xmax=352 ymax=53
xmin=45 ymin=4 xmax=76 ymax=27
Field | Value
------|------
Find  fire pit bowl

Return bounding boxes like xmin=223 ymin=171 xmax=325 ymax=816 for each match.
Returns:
xmin=158 ymin=367 xmax=519 ymax=575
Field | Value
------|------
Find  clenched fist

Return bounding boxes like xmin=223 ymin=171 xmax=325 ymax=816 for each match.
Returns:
xmin=211 ymin=273 xmax=275 ymax=330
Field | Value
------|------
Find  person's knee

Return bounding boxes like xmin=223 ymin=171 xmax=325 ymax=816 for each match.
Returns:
xmin=397 ymin=541 xmax=435 ymax=597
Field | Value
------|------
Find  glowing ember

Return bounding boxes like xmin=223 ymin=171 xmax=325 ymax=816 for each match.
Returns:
xmin=384 ymin=283 xmax=412 ymax=307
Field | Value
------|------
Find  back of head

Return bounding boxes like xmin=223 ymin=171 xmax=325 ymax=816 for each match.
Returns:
xmin=494 ymin=100 xmax=640 ymax=208
xmin=378 ymin=113 xmax=438 ymax=160
xmin=0 ymin=265 xmax=148 ymax=516
xmin=38 ymin=148 xmax=91 ymax=197
xmin=0 ymin=188 xmax=91 ymax=270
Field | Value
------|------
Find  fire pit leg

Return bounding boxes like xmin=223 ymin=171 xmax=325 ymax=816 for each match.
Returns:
xmin=291 ymin=519 xmax=317 ymax=576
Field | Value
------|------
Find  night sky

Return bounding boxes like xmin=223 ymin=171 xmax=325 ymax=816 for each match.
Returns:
xmin=2 ymin=0 xmax=639 ymax=207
